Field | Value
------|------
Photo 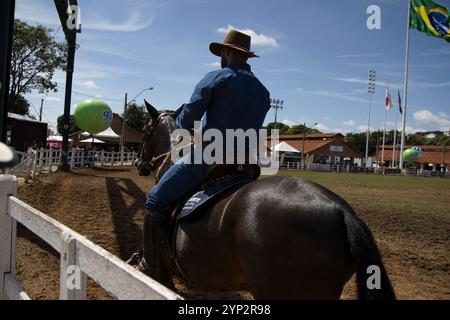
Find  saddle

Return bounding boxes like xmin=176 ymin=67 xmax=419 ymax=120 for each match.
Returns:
xmin=161 ymin=164 xmax=261 ymax=278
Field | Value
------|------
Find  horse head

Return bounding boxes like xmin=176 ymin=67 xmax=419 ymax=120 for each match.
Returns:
xmin=135 ymin=100 xmax=182 ymax=177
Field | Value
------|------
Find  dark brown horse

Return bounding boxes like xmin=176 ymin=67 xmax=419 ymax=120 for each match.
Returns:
xmin=135 ymin=101 xmax=396 ymax=300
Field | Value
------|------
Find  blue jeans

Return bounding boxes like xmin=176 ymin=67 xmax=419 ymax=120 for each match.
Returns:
xmin=145 ymin=153 xmax=209 ymax=214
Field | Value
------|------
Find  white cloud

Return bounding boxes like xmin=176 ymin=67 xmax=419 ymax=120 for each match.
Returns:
xmin=45 ymin=96 xmax=61 ymax=102
xmin=297 ymin=88 xmax=367 ymax=103
xmin=204 ymin=62 xmax=221 ymax=68
xmin=78 ymin=80 xmax=98 ymax=89
xmin=315 ymin=123 xmax=330 ymax=132
xmin=336 ymin=53 xmax=381 ymax=58
xmin=217 ymin=25 xmax=278 ymax=48
xmin=410 ymin=80 xmax=450 ymax=88
xmin=282 ymin=119 xmax=296 ymax=127
xmin=405 ymin=127 xmax=426 ymax=134
xmin=267 ymin=67 xmax=303 ymax=74
xmin=86 ymin=9 xmax=154 ymax=32
xmin=331 ymin=77 xmax=397 ymax=88
xmin=342 ymin=120 xmax=355 ymax=126
xmin=357 ymin=125 xmax=372 ymax=133
xmin=413 ymin=109 xmax=450 ymax=131
xmin=355 ymin=122 xmax=425 ymax=134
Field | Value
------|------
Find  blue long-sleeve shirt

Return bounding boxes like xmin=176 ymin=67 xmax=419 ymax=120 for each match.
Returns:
xmin=176 ymin=63 xmax=271 ymax=134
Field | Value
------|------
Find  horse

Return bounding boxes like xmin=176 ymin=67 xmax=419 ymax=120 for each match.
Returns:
xmin=135 ymin=101 xmax=396 ymax=300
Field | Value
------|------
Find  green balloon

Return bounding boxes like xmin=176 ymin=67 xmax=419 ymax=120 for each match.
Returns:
xmin=74 ymin=99 xmax=113 ymax=134
xmin=403 ymin=149 xmax=417 ymax=162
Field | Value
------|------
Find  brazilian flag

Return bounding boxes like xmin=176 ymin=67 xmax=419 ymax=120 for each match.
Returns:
xmin=410 ymin=0 xmax=450 ymax=42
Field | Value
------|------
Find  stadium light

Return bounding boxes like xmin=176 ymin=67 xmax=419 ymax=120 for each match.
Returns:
xmin=271 ymin=98 xmax=285 ymax=124
xmin=365 ymin=70 xmax=376 ymax=168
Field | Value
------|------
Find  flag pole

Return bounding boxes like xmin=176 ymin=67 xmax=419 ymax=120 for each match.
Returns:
xmin=392 ymin=88 xmax=399 ymax=168
xmin=400 ymin=0 xmax=412 ymax=170
xmin=381 ymin=87 xmax=388 ymax=164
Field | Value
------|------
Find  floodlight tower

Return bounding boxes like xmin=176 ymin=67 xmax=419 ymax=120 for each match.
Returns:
xmin=271 ymin=98 xmax=284 ymax=124
xmin=365 ymin=70 xmax=376 ymax=168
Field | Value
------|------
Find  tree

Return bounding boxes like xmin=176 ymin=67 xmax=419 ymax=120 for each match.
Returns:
xmin=286 ymin=124 xmax=321 ymax=135
xmin=406 ymin=133 xmax=428 ymax=146
xmin=429 ymin=135 xmax=450 ymax=146
xmin=9 ymin=20 xmax=67 ymax=115
xmin=123 ymin=103 xmax=150 ymax=133
xmin=8 ymin=94 xmax=30 ymax=115
xmin=263 ymin=122 xmax=290 ymax=135
xmin=344 ymin=130 xmax=386 ymax=155
xmin=57 ymin=115 xmax=80 ymax=136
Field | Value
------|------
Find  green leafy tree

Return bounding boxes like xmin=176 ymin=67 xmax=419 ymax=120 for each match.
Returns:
xmin=57 ymin=115 xmax=80 ymax=136
xmin=9 ymin=20 xmax=67 ymax=115
xmin=429 ymin=134 xmax=450 ymax=146
xmin=286 ymin=124 xmax=321 ymax=135
xmin=8 ymin=94 xmax=30 ymax=115
xmin=406 ymin=133 xmax=428 ymax=146
xmin=123 ymin=103 xmax=150 ymax=133
xmin=263 ymin=122 xmax=290 ymax=135
xmin=344 ymin=130 xmax=387 ymax=154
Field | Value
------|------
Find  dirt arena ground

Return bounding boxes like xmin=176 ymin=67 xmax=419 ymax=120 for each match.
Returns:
xmin=15 ymin=167 xmax=450 ymax=300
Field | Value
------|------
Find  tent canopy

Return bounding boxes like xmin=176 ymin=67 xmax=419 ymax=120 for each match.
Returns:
xmin=80 ymin=138 xmax=106 ymax=144
xmin=48 ymin=135 xmax=72 ymax=142
xmin=272 ymin=141 xmax=301 ymax=153
xmin=81 ymin=127 xmax=120 ymax=141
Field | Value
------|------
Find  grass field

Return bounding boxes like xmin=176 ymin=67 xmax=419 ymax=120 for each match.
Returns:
xmin=16 ymin=168 xmax=450 ymax=299
xmin=275 ymin=170 xmax=450 ymax=299
xmin=277 ymin=171 xmax=450 ymax=218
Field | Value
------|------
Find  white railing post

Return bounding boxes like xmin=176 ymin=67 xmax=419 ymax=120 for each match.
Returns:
xmin=70 ymin=149 xmax=75 ymax=169
xmin=131 ymin=152 xmax=136 ymax=166
xmin=38 ymin=148 xmax=44 ymax=172
xmin=80 ymin=150 xmax=85 ymax=168
xmin=32 ymin=150 xmax=38 ymax=181
xmin=60 ymin=233 xmax=87 ymax=300
xmin=0 ymin=176 xmax=18 ymax=300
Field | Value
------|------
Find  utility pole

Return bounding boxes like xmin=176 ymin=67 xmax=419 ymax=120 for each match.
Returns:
xmin=120 ymin=87 xmax=154 ymax=163
xmin=39 ymin=99 xmax=44 ymax=122
xmin=120 ymin=93 xmax=128 ymax=164
xmin=0 ymin=0 xmax=15 ymax=143
xmin=55 ymin=1 xmax=81 ymax=171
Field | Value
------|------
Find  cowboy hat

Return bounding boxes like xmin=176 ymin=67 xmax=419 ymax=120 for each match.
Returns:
xmin=209 ymin=29 xmax=259 ymax=58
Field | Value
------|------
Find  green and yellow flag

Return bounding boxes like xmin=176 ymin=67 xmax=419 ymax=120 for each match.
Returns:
xmin=410 ymin=0 xmax=450 ymax=42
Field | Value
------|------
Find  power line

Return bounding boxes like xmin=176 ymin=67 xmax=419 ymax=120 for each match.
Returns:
xmin=52 ymin=25 xmax=61 ymax=39
xmin=28 ymin=100 xmax=51 ymax=124
xmin=57 ymin=85 xmax=122 ymax=102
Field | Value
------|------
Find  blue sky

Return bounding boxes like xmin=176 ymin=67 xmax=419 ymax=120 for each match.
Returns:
xmin=15 ymin=0 xmax=450 ymax=134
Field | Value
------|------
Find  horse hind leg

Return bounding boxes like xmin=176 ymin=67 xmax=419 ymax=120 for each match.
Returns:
xmin=244 ymin=258 xmax=348 ymax=300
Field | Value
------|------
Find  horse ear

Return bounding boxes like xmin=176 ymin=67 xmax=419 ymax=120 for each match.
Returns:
xmin=172 ymin=106 xmax=183 ymax=119
xmin=144 ymin=100 xmax=159 ymax=120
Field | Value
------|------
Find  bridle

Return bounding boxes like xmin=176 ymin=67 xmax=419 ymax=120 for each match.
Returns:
xmin=137 ymin=113 xmax=174 ymax=173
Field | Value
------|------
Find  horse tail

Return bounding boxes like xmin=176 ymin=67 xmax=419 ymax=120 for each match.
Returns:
xmin=341 ymin=208 xmax=396 ymax=300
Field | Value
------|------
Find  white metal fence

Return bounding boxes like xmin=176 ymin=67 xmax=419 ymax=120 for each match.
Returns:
xmin=0 ymin=175 xmax=182 ymax=300
xmin=279 ymin=161 xmax=375 ymax=173
xmin=6 ymin=149 xmax=138 ymax=182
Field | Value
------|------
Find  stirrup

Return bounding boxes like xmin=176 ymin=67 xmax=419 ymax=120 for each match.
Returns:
xmin=137 ymin=257 xmax=160 ymax=278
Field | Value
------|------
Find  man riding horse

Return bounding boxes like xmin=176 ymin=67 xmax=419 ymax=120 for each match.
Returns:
xmin=135 ymin=30 xmax=271 ymax=281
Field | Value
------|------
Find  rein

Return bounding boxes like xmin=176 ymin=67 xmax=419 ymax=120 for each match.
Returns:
xmin=138 ymin=113 xmax=178 ymax=173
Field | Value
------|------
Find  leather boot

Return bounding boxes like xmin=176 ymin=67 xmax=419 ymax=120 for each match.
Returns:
xmin=138 ymin=209 xmax=169 ymax=283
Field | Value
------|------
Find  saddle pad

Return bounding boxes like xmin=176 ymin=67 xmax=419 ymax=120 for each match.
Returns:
xmin=177 ymin=176 xmax=253 ymax=221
